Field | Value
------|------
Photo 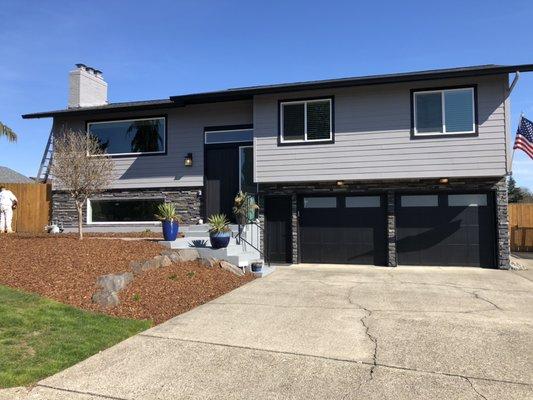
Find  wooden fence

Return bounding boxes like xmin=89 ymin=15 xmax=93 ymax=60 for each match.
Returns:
xmin=509 ymin=203 xmax=533 ymax=252
xmin=1 ymin=183 xmax=52 ymax=233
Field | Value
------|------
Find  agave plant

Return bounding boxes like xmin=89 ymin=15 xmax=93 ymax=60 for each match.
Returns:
xmin=208 ymin=213 xmax=231 ymax=234
xmin=154 ymin=203 xmax=180 ymax=222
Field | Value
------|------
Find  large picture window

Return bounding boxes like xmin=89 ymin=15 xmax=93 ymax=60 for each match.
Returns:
xmin=413 ymin=87 xmax=475 ymax=136
xmin=87 ymin=117 xmax=166 ymax=156
xmin=87 ymin=198 xmax=163 ymax=224
xmin=280 ymin=98 xmax=332 ymax=143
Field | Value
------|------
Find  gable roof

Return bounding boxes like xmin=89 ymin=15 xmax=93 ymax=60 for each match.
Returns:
xmin=0 ymin=166 xmax=33 ymax=183
xmin=22 ymin=63 xmax=533 ymax=119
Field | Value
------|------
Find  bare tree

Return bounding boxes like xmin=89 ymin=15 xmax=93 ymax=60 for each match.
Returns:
xmin=51 ymin=130 xmax=114 ymax=239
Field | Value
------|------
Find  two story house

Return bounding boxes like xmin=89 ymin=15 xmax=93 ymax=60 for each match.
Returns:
xmin=23 ymin=63 xmax=533 ymax=269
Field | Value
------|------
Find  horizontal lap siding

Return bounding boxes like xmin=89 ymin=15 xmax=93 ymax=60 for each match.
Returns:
xmin=53 ymin=101 xmax=253 ymax=189
xmin=253 ymin=76 xmax=508 ymax=183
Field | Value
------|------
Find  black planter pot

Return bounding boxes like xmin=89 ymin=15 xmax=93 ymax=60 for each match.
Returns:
xmin=251 ymin=262 xmax=263 ymax=272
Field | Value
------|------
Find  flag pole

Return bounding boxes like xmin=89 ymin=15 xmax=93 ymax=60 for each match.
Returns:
xmin=510 ymin=112 xmax=524 ymax=174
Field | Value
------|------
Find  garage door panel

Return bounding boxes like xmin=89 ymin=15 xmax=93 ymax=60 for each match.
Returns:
xmin=396 ymin=193 xmax=495 ymax=268
xmin=299 ymin=195 xmax=387 ymax=265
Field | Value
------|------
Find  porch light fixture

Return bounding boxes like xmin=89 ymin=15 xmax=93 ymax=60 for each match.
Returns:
xmin=336 ymin=180 xmax=344 ymax=186
xmin=438 ymin=178 xmax=449 ymax=184
xmin=184 ymin=153 xmax=193 ymax=167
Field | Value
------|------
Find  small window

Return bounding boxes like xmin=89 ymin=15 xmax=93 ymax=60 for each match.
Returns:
xmin=87 ymin=117 xmax=165 ymax=155
xmin=88 ymin=199 xmax=163 ymax=223
xmin=346 ymin=196 xmax=381 ymax=208
xmin=413 ymin=88 xmax=475 ymax=135
xmin=401 ymin=195 xmax=438 ymax=207
xmin=280 ymin=99 xmax=332 ymax=143
xmin=205 ymin=129 xmax=253 ymax=144
xmin=448 ymin=194 xmax=487 ymax=207
xmin=304 ymin=197 xmax=337 ymax=208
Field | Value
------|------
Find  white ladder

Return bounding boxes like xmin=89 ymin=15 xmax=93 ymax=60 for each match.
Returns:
xmin=37 ymin=128 xmax=53 ymax=182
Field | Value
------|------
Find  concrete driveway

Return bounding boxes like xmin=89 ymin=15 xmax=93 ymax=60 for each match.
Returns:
xmin=28 ymin=265 xmax=533 ymax=400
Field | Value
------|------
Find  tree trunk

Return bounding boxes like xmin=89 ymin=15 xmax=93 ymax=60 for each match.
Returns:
xmin=76 ymin=201 xmax=83 ymax=240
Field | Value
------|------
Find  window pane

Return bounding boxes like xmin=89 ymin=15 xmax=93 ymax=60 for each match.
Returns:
xmin=448 ymin=194 xmax=487 ymax=207
xmin=304 ymin=197 xmax=337 ymax=208
xmin=90 ymin=199 xmax=163 ymax=222
xmin=445 ymin=89 xmax=474 ymax=132
xmin=401 ymin=195 xmax=438 ymax=207
xmin=240 ymin=147 xmax=256 ymax=194
xmin=205 ymin=129 xmax=253 ymax=144
xmin=346 ymin=196 xmax=381 ymax=208
xmin=415 ymin=93 xmax=443 ymax=133
xmin=282 ymin=103 xmax=305 ymax=141
xmin=307 ymin=100 xmax=331 ymax=140
xmin=88 ymin=118 xmax=165 ymax=155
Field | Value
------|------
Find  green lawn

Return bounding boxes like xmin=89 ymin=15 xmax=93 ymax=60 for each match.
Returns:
xmin=0 ymin=285 xmax=151 ymax=388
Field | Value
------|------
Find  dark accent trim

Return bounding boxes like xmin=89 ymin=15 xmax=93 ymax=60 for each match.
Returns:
xmin=23 ymin=64 xmax=533 ymax=119
xmin=204 ymin=124 xmax=253 ymax=132
xmin=277 ymin=96 xmax=335 ymax=146
xmin=85 ymin=115 xmax=168 ymax=158
xmin=410 ymin=85 xmax=479 ymax=139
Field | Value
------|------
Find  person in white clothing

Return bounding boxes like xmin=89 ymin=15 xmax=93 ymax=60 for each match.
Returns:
xmin=0 ymin=186 xmax=18 ymax=233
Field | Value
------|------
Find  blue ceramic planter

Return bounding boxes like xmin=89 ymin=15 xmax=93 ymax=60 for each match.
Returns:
xmin=162 ymin=220 xmax=179 ymax=241
xmin=210 ymin=231 xmax=231 ymax=249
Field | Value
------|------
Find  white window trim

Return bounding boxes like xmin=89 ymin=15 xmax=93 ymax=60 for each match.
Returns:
xmin=280 ymin=98 xmax=333 ymax=143
xmin=413 ymin=87 xmax=475 ymax=136
xmin=204 ymin=128 xmax=253 ymax=144
xmin=86 ymin=198 xmax=162 ymax=225
xmin=86 ymin=116 xmax=166 ymax=157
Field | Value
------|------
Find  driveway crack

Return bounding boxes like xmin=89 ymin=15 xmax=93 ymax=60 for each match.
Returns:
xmin=360 ymin=308 xmax=378 ymax=380
xmin=465 ymin=377 xmax=489 ymax=400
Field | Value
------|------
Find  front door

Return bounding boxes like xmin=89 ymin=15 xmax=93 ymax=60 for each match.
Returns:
xmin=205 ymin=144 xmax=240 ymax=221
xmin=204 ymin=126 xmax=255 ymax=222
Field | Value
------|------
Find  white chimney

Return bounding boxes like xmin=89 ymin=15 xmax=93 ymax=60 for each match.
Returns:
xmin=68 ymin=63 xmax=108 ymax=108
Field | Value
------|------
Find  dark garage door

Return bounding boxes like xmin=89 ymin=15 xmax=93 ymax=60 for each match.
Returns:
xmin=396 ymin=193 xmax=496 ymax=267
xmin=299 ymin=195 xmax=387 ymax=265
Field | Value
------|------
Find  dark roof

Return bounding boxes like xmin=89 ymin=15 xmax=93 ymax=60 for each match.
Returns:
xmin=0 ymin=166 xmax=33 ymax=183
xmin=22 ymin=64 xmax=533 ymax=119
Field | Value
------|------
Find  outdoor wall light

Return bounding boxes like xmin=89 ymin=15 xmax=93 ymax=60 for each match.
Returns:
xmin=438 ymin=178 xmax=449 ymax=184
xmin=184 ymin=153 xmax=193 ymax=167
xmin=336 ymin=180 xmax=344 ymax=186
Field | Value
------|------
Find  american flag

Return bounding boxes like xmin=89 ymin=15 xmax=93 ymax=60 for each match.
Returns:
xmin=514 ymin=116 xmax=533 ymax=160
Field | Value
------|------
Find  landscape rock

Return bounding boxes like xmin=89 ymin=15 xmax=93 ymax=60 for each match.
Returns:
xmin=219 ymin=260 xmax=245 ymax=276
xmin=131 ymin=258 xmax=162 ymax=275
xmin=92 ymin=290 xmax=119 ymax=308
xmin=154 ymin=255 xmax=172 ymax=268
xmin=199 ymin=257 xmax=219 ymax=268
xmin=175 ymin=249 xmax=200 ymax=262
xmin=96 ymin=272 xmax=134 ymax=292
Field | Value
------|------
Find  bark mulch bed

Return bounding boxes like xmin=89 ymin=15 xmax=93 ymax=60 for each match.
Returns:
xmin=0 ymin=235 xmax=254 ymax=324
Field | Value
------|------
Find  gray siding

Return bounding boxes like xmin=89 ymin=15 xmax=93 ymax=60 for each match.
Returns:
xmin=53 ymin=100 xmax=252 ymax=189
xmin=253 ymin=75 xmax=509 ymax=183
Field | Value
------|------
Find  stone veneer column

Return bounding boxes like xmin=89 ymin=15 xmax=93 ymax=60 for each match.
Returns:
xmin=495 ymin=178 xmax=510 ymax=269
xmin=387 ymin=190 xmax=397 ymax=267
xmin=257 ymin=195 xmax=265 ymax=255
xmin=291 ymin=194 xmax=299 ymax=264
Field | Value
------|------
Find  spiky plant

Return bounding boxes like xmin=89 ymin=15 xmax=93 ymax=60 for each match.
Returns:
xmin=208 ymin=214 xmax=231 ymax=234
xmin=155 ymin=203 xmax=180 ymax=222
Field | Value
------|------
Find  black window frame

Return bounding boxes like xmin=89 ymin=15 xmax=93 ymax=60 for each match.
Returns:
xmin=410 ymin=85 xmax=478 ymax=139
xmin=278 ymin=96 xmax=335 ymax=146
xmin=85 ymin=115 xmax=168 ymax=157
xmin=87 ymin=197 xmax=164 ymax=224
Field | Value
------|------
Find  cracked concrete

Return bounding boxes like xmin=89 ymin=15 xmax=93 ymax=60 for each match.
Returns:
xmin=24 ymin=264 xmax=533 ymax=400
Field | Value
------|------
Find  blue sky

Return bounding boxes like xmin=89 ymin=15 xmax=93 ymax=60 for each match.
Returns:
xmin=1 ymin=0 xmax=532 ymax=188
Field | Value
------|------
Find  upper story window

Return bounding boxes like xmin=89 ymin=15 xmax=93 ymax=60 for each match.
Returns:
xmin=413 ymin=87 xmax=476 ymax=136
xmin=87 ymin=116 xmax=166 ymax=156
xmin=280 ymin=98 xmax=333 ymax=143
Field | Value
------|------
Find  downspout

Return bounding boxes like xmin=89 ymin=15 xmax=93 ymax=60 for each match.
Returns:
xmin=505 ymin=71 xmax=520 ymax=175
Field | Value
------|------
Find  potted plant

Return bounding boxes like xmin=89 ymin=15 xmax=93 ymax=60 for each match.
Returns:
xmin=208 ymin=213 xmax=232 ymax=249
xmin=233 ymin=191 xmax=259 ymax=225
xmin=155 ymin=203 xmax=181 ymax=241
